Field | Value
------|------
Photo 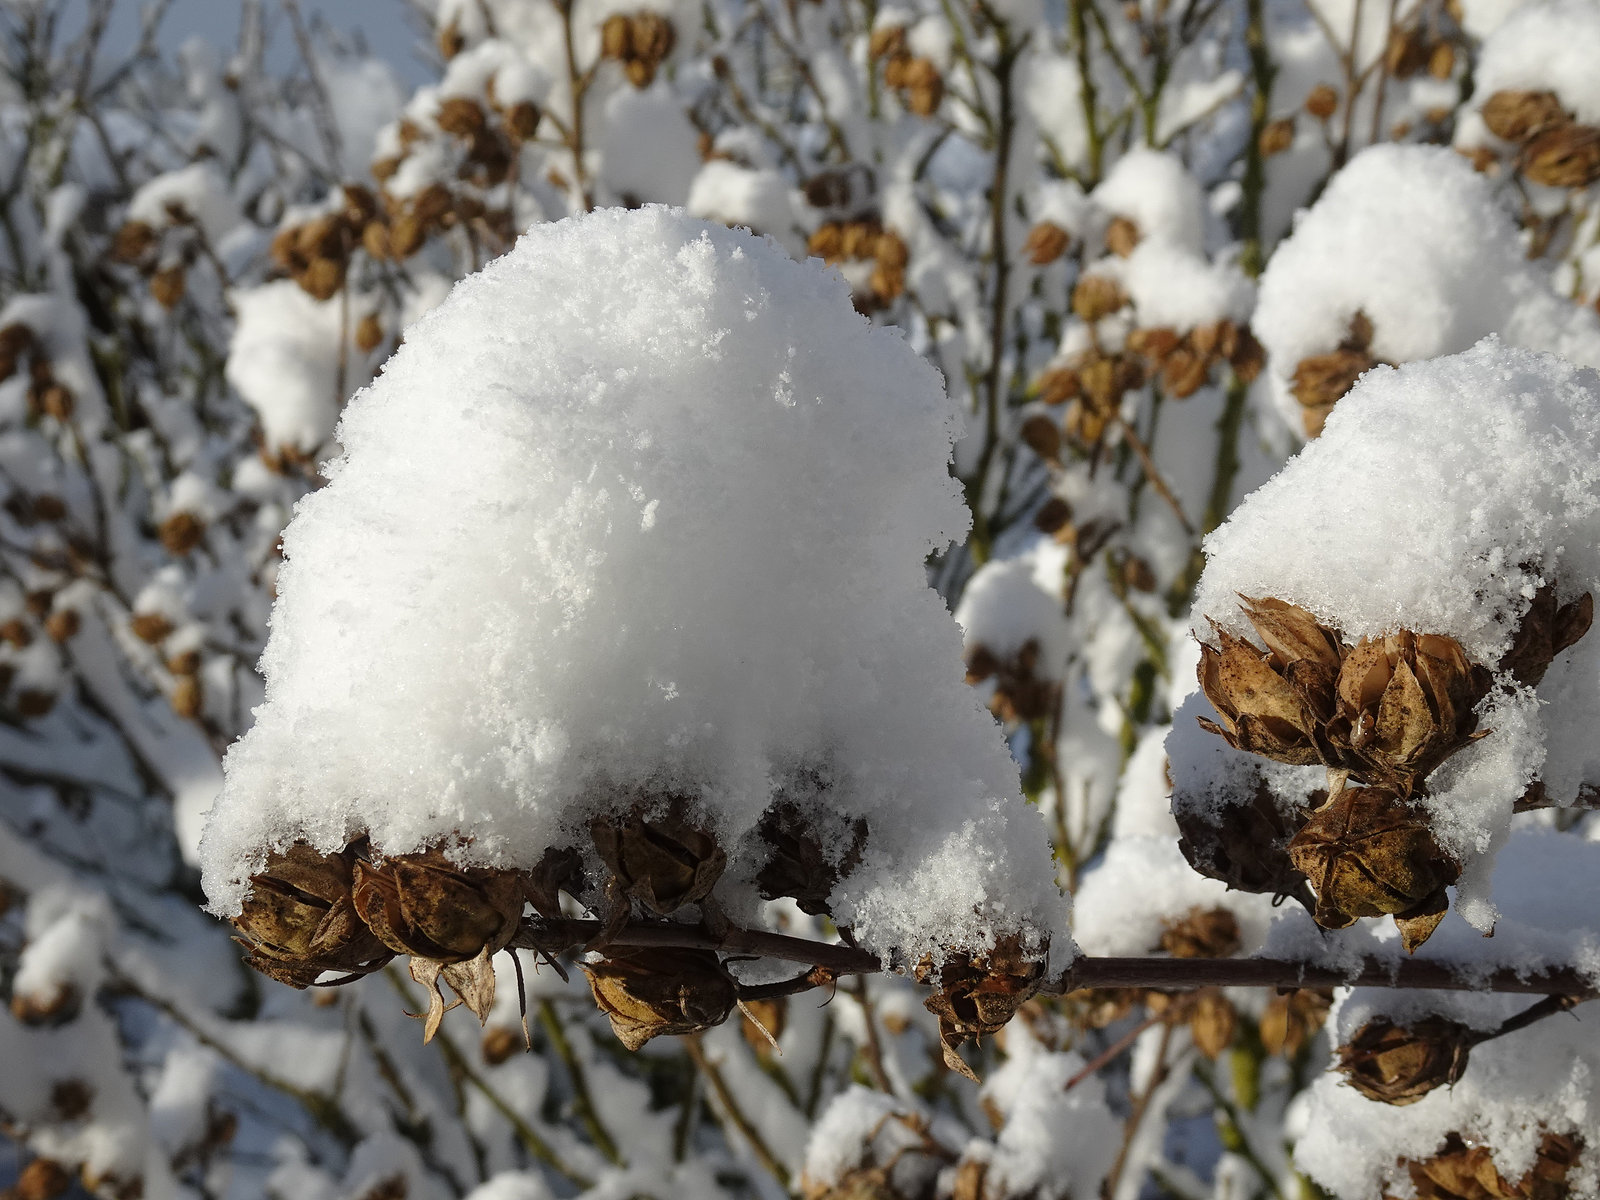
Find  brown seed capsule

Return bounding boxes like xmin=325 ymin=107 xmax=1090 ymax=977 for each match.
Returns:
xmin=1071 ymin=275 xmax=1126 ymax=323
xmin=503 ymin=100 xmax=541 ymax=141
xmin=1196 ymin=599 xmax=1344 ymax=767
xmin=741 ymin=995 xmax=787 ymax=1054
xmin=0 ymin=617 xmax=32 ymax=648
xmin=590 ymin=800 xmax=726 ymax=916
xmin=149 ymin=265 xmax=187 ymax=310
xmin=437 ymin=20 xmax=465 ymax=60
xmin=159 ymin=511 xmax=205 ymax=556
xmin=1293 ymin=345 xmax=1376 ymax=437
xmin=16 ymin=1159 xmax=72 ymax=1200
xmin=389 ymin=214 xmax=426 ymax=260
xmin=1035 ymin=365 xmax=1081 ymax=406
xmin=1399 ymin=1129 xmax=1581 ymax=1200
xmin=1305 ymin=84 xmax=1339 ymax=121
xmin=110 ymin=220 xmax=159 ymax=264
xmin=582 ymin=946 xmax=737 ymax=1050
xmin=1189 ymin=988 xmax=1237 ymax=1059
xmin=1229 ymin=326 xmax=1266 ymax=382
xmin=352 ymin=846 xmax=524 ymax=964
xmin=131 ymin=612 xmax=175 ymax=644
xmin=1258 ymin=987 xmax=1331 ymax=1057
xmin=481 ymin=1025 xmax=523 ymax=1066
xmin=51 ymin=1078 xmax=93 ymax=1120
xmin=1161 ymin=347 xmax=1210 ymax=398
xmin=234 ymin=843 xmax=395 ymax=988
xmin=753 ymin=800 xmax=867 ymax=916
xmin=166 ymin=649 xmax=201 ymax=676
xmin=1427 ymin=42 xmax=1455 ymax=80
xmin=1159 ymin=906 xmax=1241 ymax=959
xmin=1481 ymin=89 xmax=1570 ymax=144
xmin=1175 ymin=777 xmax=1313 ymax=903
xmin=1521 ymin=124 xmax=1600 ymax=188
xmin=1259 ymin=117 xmax=1296 ymax=157
xmin=11 ymin=981 xmax=80 ymax=1026
xmin=436 ymin=96 xmax=487 ymax=138
xmin=298 ymin=257 xmax=346 ymax=301
xmin=355 ymin=314 xmax=385 ymax=355
xmin=1331 ymin=628 xmax=1489 ymax=786
xmin=1020 ymin=414 xmax=1062 ymax=464
xmin=868 ymin=25 xmax=907 ymax=60
xmin=1497 ymin=583 xmax=1593 ymax=687
xmin=1023 ymin=221 xmax=1071 ymax=265
xmin=37 ymin=382 xmax=74 ymax=422
xmin=1384 ymin=26 xmax=1429 ymax=78
xmin=15 ymin=689 xmax=57 ymax=718
xmin=172 ymin=675 xmax=202 ymax=720
xmin=916 ymin=933 xmax=1048 ymax=1081
xmin=1336 ymin=1014 xmax=1475 ymax=1105
xmin=1288 ymin=786 xmax=1458 ymax=936
xmin=1126 ymin=326 xmax=1181 ymax=364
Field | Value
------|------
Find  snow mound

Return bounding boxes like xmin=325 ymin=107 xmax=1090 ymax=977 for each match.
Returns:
xmin=201 ymin=206 xmax=1069 ymax=965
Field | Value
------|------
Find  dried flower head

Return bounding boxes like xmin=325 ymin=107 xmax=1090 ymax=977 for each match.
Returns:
xmin=754 ymin=800 xmax=867 ymax=915
xmin=582 ymin=946 xmax=737 ymax=1049
xmin=1175 ymin=778 xmax=1313 ymax=903
xmin=916 ymin=933 xmax=1048 ymax=1080
xmin=233 ymin=842 xmax=394 ymax=988
xmin=1336 ymin=1015 xmax=1476 ymax=1105
xmin=1288 ymin=785 xmax=1459 ymax=942
xmin=1159 ymin=906 xmax=1241 ymax=959
xmin=591 ymin=799 xmax=726 ymax=918
xmin=1481 ymin=90 xmax=1569 ymax=144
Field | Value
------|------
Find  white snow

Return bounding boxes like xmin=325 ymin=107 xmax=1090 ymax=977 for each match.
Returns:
xmin=1473 ymin=0 xmax=1600 ymax=124
xmin=201 ymin=206 xmax=1070 ymax=967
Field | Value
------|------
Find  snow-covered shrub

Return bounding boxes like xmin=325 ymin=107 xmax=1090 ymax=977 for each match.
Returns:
xmin=4 ymin=0 xmax=1600 ymax=1198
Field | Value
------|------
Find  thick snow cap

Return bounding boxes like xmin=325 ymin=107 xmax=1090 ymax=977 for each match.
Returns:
xmin=201 ymin=206 xmax=1070 ymax=965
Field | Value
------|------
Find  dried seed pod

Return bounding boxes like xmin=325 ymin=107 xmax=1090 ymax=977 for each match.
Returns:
xmin=50 ymin=1078 xmax=92 ymax=1119
xmin=1259 ymin=987 xmax=1331 ymax=1057
xmin=110 ymin=220 xmax=159 ymax=264
xmin=502 ymin=100 xmax=541 ymax=141
xmin=356 ymin=314 xmax=385 ymax=355
xmin=1331 ymin=628 xmax=1490 ymax=786
xmin=582 ymin=946 xmax=737 ymax=1049
xmin=171 ymin=674 xmax=202 ymax=720
xmin=521 ymin=844 xmax=584 ymax=917
xmin=1293 ymin=345 xmax=1375 ymax=436
xmin=1105 ymin=215 xmax=1140 ymax=257
xmin=234 ymin=843 xmax=394 ymax=987
xmin=1497 ymin=584 xmax=1593 ymax=686
xmin=10 ymin=981 xmax=80 ymax=1026
xmin=1071 ymin=274 xmax=1126 ymax=322
xmin=916 ymin=932 xmax=1048 ymax=1080
xmin=1159 ymin=905 xmax=1240 ymax=958
xmin=437 ymin=20 xmax=465 ymax=59
xmin=352 ymin=846 xmax=525 ymax=963
xmin=1023 ymin=221 xmax=1070 ymax=265
xmin=1035 ymin=365 xmax=1080 ymax=406
xmin=1259 ymin=117 xmax=1296 ymax=157
xmin=1175 ymin=778 xmax=1313 ymax=902
xmin=753 ymin=800 xmax=867 ymax=915
xmin=808 ymin=222 xmax=844 ymax=261
xmin=298 ymin=257 xmax=346 ymax=301
xmin=1196 ymin=598 xmax=1344 ymax=767
xmin=590 ymin=799 xmax=726 ymax=916
xmin=1189 ymin=987 xmax=1237 ymax=1059
xmin=16 ymin=1159 xmax=71 ymax=1200
xmin=1336 ymin=1014 xmax=1475 ymax=1105
xmin=741 ymin=995 xmax=786 ymax=1054
xmin=874 ymin=230 xmax=909 ymax=270
xmin=481 ymin=1025 xmax=522 ymax=1065
xmin=1126 ymin=326 xmax=1181 ymax=364
xmin=149 ymin=265 xmax=186 ymax=310
xmin=435 ymin=96 xmax=486 ymax=138
xmin=159 ymin=511 xmax=205 ymax=556
xmin=1305 ymin=84 xmax=1339 ymax=120
xmin=0 ymin=617 xmax=31 ymax=648
xmin=1521 ymin=125 xmax=1600 ymax=188
xmin=1384 ymin=26 xmax=1430 ymax=78
xmin=130 ymin=612 xmax=174 ymax=643
xmin=1161 ymin=347 xmax=1210 ymax=398
xmin=1288 ymin=786 xmax=1459 ymax=938
xmin=1400 ymin=1129 xmax=1582 ymax=1200
xmin=1481 ymin=90 xmax=1569 ymax=144
xmin=868 ymin=25 xmax=907 ymax=60
xmin=1020 ymin=413 xmax=1062 ymax=464
xmin=1229 ymin=325 xmax=1266 ymax=382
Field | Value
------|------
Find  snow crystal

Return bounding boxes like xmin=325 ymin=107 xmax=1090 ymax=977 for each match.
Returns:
xmin=1252 ymin=145 xmax=1600 ymax=434
xmin=201 ymin=207 xmax=1069 ymax=967
xmin=1194 ymin=340 xmax=1600 ymax=920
